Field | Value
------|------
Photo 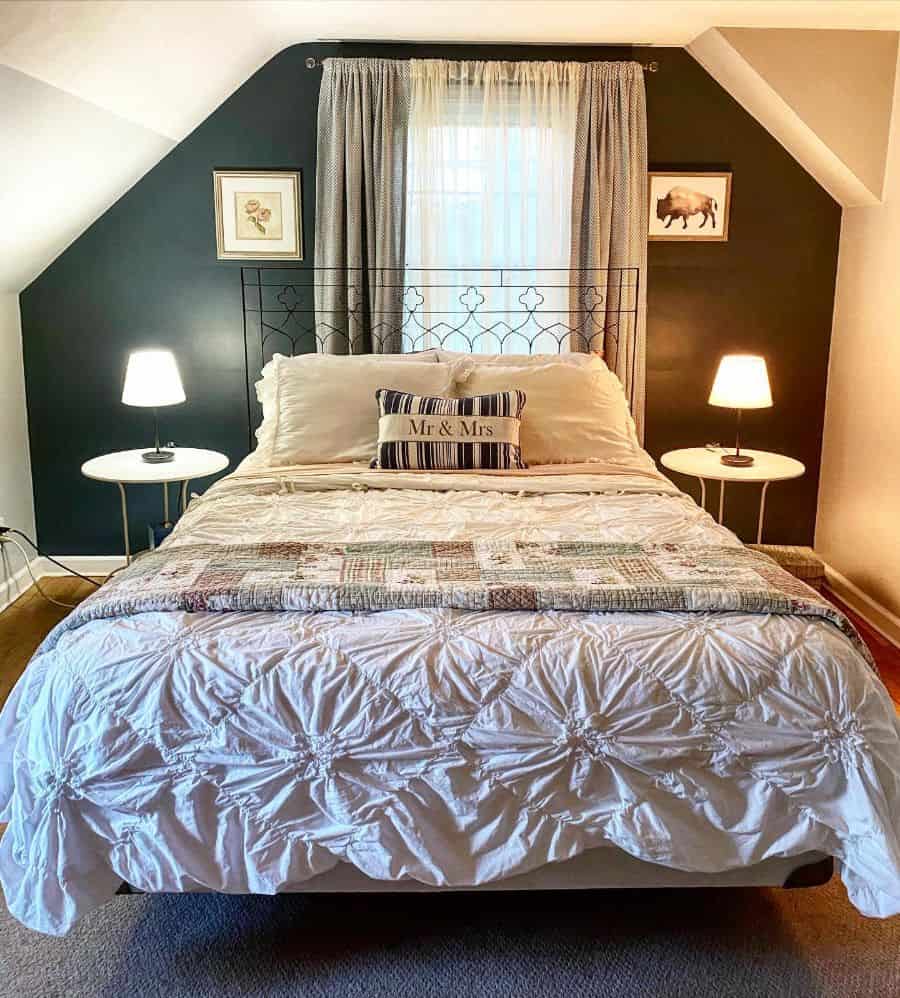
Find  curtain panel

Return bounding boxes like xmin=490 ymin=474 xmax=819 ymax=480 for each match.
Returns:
xmin=315 ymin=58 xmax=409 ymax=353
xmin=570 ymin=62 xmax=648 ymax=439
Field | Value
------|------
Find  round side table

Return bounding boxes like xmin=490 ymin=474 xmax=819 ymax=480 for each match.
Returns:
xmin=82 ymin=448 xmax=229 ymax=562
xmin=660 ymin=447 xmax=805 ymax=543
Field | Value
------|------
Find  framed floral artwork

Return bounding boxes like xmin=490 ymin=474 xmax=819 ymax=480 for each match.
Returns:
xmin=213 ymin=170 xmax=303 ymax=260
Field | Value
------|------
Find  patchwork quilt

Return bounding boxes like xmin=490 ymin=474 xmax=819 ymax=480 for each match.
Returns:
xmin=2 ymin=465 xmax=900 ymax=935
xmin=46 ymin=540 xmax=869 ymax=658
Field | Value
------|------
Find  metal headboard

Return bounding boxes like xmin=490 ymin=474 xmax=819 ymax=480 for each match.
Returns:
xmin=241 ymin=266 xmax=639 ymax=447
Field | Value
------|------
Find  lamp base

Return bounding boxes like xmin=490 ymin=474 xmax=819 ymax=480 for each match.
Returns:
xmin=142 ymin=449 xmax=175 ymax=464
xmin=721 ymin=452 xmax=754 ymax=467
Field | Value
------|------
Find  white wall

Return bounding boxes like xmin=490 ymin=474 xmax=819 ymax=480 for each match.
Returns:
xmin=0 ymin=293 xmax=35 ymax=540
xmin=816 ymin=48 xmax=900 ymax=637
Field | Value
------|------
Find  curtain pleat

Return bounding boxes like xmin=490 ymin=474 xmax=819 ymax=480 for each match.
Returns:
xmin=570 ymin=62 xmax=648 ymax=440
xmin=315 ymin=58 xmax=409 ymax=353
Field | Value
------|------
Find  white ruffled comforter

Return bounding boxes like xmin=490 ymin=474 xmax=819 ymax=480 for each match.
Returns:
xmin=2 ymin=463 xmax=900 ymax=935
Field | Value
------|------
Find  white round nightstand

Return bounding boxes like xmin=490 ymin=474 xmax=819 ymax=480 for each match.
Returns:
xmin=660 ymin=447 xmax=805 ymax=543
xmin=82 ymin=448 xmax=229 ymax=561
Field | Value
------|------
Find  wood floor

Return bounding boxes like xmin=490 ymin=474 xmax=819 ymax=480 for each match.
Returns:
xmin=0 ymin=576 xmax=102 ymax=707
xmin=1 ymin=577 xmax=899 ymax=711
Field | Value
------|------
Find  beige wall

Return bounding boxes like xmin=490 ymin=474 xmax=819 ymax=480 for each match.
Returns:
xmin=816 ymin=48 xmax=900 ymax=627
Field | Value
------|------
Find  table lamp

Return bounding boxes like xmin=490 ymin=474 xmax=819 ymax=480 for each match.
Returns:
xmin=122 ymin=349 xmax=186 ymax=463
xmin=708 ymin=354 xmax=772 ymax=467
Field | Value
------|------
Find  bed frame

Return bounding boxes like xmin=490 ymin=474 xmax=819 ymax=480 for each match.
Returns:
xmin=240 ymin=265 xmax=640 ymax=447
xmin=123 ymin=266 xmax=830 ymax=899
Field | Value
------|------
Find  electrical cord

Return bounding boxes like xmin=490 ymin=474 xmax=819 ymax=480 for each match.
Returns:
xmin=0 ymin=528 xmax=101 ymax=587
xmin=0 ymin=534 xmax=80 ymax=609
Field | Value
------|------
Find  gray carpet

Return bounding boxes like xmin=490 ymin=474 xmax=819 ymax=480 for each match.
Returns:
xmin=2 ymin=879 xmax=899 ymax=998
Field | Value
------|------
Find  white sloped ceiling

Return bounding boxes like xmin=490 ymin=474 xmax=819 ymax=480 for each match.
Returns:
xmin=690 ymin=28 xmax=899 ymax=206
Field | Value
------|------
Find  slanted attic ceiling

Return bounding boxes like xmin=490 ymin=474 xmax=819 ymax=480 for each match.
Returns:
xmin=2 ymin=0 xmax=900 ymax=292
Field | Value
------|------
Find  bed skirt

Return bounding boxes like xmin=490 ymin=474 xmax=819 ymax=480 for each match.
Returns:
xmin=116 ymin=850 xmax=833 ymax=896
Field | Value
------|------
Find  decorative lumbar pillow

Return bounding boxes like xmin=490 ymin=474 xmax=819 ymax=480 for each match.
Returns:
xmin=252 ymin=353 xmax=458 ymax=467
xmin=455 ymin=357 xmax=649 ymax=467
xmin=371 ymin=389 xmax=527 ymax=470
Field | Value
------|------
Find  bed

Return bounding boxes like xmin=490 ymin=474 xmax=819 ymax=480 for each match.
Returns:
xmin=2 ymin=271 xmax=900 ymax=936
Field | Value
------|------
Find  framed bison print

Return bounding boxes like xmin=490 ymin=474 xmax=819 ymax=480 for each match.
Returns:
xmin=213 ymin=170 xmax=303 ymax=260
xmin=648 ymin=172 xmax=731 ymax=242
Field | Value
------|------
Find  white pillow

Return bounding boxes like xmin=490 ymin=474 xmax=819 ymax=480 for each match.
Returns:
xmin=455 ymin=358 xmax=646 ymax=467
xmin=254 ymin=354 xmax=457 ymax=466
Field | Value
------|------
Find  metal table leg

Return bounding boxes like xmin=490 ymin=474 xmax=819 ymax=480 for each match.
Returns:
xmin=179 ymin=480 xmax=190 ymax=515
xmin=757 ymin=481 xmax=771 ymax=543
xmin=163 ymin=482 xmax=170 ymax=524
xmin=698 ymin=477 xmax=707 ymax=511
xmin=718 ymin=481 xmax=726 ymax=524
xmin=117 ymin=482 xmax=131 ymax=564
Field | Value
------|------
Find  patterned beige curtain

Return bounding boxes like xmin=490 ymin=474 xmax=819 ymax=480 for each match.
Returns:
xmin=570 ymin=62 xmax=648 ymax=440
xmin=315 ymin=58 xmax=409 ymax=353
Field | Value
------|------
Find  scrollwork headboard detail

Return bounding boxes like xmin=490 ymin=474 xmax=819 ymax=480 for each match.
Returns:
xmin=241 ymin=266 xmax=639 ymax=447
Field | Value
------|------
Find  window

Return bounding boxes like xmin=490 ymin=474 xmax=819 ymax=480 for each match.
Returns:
xmin=404 ymin=63 xmax=580 ymax=352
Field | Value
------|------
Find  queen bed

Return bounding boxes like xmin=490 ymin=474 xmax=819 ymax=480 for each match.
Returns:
xmin=2 ymin=278 xmax=900 ymax=936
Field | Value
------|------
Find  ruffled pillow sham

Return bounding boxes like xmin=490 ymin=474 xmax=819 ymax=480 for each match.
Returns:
xmin=252 ymin=353 xmax=457 ymax=467
xmin=454 ymin=357 xmax=648 ymax=468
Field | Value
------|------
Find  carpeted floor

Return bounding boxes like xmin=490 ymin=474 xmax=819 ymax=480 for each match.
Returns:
xmin=2 ymin=879 xmax=899 ymax=998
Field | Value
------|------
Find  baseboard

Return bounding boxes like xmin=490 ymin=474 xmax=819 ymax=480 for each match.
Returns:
xmin=0 ymin=552 xmax=126 ymax=611
xmin=37 ymin=555 xmax=127 ymax=578
xmin=0 ymin=552 xmax=38 ymax=612
xmin=824 ymin=564 xmax=900 ymax=648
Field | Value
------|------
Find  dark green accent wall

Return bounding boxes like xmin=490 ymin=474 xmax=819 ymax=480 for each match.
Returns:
xmin=20 ymin=43 xmax=840 ymax=554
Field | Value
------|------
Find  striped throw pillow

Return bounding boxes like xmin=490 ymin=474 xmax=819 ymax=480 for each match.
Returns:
xmin=371 ymin=389 xmax=527 ymax=471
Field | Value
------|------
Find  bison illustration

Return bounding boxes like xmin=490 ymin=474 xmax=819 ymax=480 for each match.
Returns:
xmin=656 ymin=186 xmax=717 ymax=230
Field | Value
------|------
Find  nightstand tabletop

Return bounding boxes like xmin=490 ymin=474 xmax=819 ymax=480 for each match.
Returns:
xmin=81 ymin=448 xmax=229 ymax=484
xmin=660 ymin=448 xmax=805 ymax=484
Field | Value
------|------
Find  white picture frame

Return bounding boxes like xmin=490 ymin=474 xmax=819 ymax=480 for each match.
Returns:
xmin=648 ymin=172 xmax=732 ymax=242
xmin=214 ymin=170 xmax=303 ymax=260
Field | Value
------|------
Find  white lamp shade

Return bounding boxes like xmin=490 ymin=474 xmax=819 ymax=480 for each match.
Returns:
xmin=122 ymin=350 xmax=186 ymax=407
xmin=708 ymin=355 xmax=773 ymax=410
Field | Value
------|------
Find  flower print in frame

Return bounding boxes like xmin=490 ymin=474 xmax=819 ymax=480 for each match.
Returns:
xmin=214 ymin=170 xmax=302 ymax=259
xmin=236 ymin=195 xmax=282 ymax=239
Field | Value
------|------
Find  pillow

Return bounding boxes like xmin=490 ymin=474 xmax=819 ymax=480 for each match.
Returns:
xmin=370 ymin=389 xmax=527 ymax=471
xmin=253 ymin=354 xmax=457 ymax=466
xmin=455 ymin=359 xmax=644 ymax=467
xmin=435 ymin=349 xmax=598 ymax=370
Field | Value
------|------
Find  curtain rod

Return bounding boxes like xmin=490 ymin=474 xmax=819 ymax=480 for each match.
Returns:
xmin=304 ymin=56 xmax=659 ymax=72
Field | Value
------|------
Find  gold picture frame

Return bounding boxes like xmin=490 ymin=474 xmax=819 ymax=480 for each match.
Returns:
xmin=213 ymin=170 xmax=303 ymax=260
xmin=648 ymin=172 xmax=732 ymax=242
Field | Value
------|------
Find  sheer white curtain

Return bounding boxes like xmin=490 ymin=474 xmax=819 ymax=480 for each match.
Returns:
xmin=405 ymin=60 xmax=582 ymax=353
